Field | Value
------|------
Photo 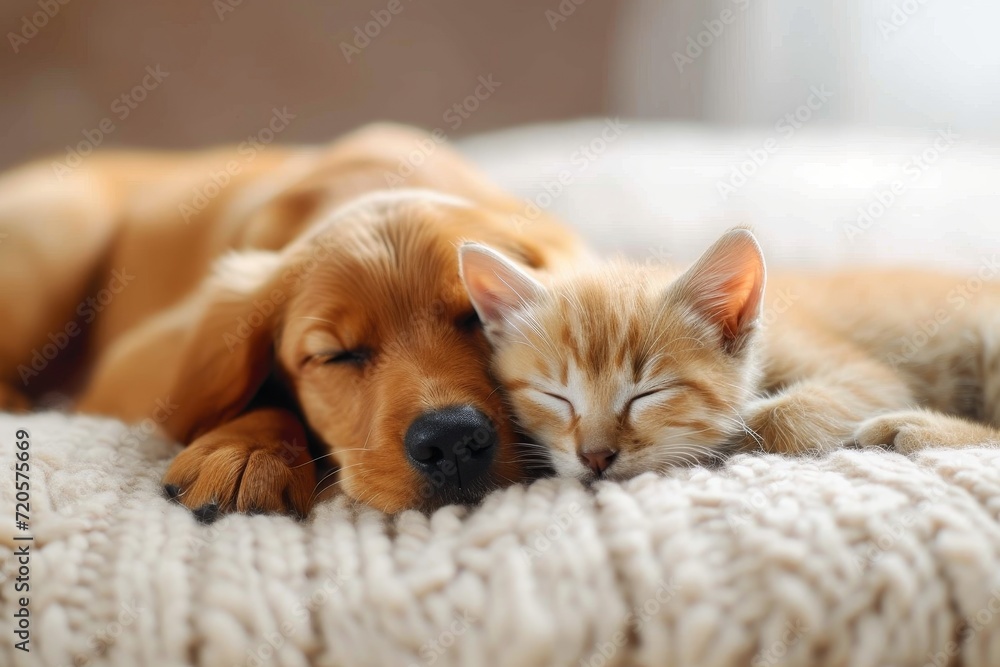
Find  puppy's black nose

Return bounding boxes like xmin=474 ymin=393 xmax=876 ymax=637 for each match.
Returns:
xmin=404 ymin=405 xmax=498 ymax=489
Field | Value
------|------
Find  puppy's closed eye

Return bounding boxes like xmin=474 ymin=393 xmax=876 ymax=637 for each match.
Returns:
xmin=298 ymin=329 xmax=370 ymax=368
xmin=321 ymin=349 xmax=370 ymax=365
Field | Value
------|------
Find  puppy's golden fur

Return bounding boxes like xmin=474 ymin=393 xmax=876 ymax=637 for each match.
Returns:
xmin=0 ymin=124 xmax=586 ymax=515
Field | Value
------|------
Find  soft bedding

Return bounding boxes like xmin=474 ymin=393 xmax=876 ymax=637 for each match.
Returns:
xmin=3 ymin=121 xmax=1000 ymax=666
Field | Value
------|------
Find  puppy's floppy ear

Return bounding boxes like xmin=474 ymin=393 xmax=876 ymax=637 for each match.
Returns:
xmin=667 ymin=227 xmax=766 ymax=352
xmin=165 ymin=250 xmax=286 ymax=442
xmin=459 ymin=243 xmax=547 ymax=333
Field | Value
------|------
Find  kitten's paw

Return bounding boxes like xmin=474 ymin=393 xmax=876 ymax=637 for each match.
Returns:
xmin=163 ymin=434 xmax=315 ymax=521
xmin=740 ymin=393 xmax=851 ymax=454
xmin=853 ymin=410 xmax=999 ymax=453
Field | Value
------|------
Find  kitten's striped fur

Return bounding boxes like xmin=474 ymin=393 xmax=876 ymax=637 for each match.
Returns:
xmin=460 ymin=229 xmax=1000 ymax=481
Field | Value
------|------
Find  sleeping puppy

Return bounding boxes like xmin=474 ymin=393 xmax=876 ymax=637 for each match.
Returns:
xmin=0 ymin=124 xmax=586 ymax=517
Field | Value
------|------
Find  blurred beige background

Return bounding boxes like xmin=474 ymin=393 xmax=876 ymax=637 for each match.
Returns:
xmin=3 ymin=0 xmax=999 ymax=171
xmin=0 ymin=0 xmax=624 ymax=170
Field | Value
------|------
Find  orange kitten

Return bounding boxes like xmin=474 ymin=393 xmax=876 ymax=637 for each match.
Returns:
xmin=459 ymin=229 xmax=1000 ymax=482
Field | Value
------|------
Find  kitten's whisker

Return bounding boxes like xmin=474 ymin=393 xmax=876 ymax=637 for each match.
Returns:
xmin=289 ymin=451 xmax=336 ymax=469
xmin=650 ymin=442 xmax=724 ymax=469
xmin=511 ymin=307 xmax=565 ymax=359
xmin=361 ymin=425 xmax=375 ymax=451
xmin=310 ymin=463 xmax=366 ymax=502
xmin=324 ymin=472 xmax=363 ymax=490
xmin=716 ymin=399 xmax=764 ymax=449
xmin=511 ymin=440 xmax=550 ymax=450
xmin=290 ymin=448 xmax=372 ymax=470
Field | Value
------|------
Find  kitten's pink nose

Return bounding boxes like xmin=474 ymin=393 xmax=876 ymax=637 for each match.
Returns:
xmin=579 ymin=449 xmax=618 ymax=475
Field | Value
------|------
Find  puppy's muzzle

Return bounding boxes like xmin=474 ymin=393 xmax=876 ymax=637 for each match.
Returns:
xmin=404 ymin=405 xmax=498 ymax=489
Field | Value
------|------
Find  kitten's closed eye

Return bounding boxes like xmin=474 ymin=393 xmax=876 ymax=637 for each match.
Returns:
xmin=627 ymin=390 xmax=662 ymax=409
xmin=528 ymin=389 xmax=576 ymax=419
xmin=625 ymin=384 xmax=678 ymax=415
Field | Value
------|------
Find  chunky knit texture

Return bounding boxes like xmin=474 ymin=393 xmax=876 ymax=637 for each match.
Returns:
xmin=2 ymin=411 xmax=1000 ymax=667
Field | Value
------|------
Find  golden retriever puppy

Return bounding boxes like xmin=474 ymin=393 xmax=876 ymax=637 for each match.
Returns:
xmin=0 ymin=124 xmax=587 ymax=518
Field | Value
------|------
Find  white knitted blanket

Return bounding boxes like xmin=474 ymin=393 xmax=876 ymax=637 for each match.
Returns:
xmin=2 ymin=411 xmax=1000 ymax=667
xmin=5 ymin=123 xmax=1000 ymax=667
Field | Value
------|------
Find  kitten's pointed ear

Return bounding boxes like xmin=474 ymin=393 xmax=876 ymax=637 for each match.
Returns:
xmin=670 ymin=228 xmax=766 ymax=349
xmin=459 ymin=243 xmax=546 ymax=327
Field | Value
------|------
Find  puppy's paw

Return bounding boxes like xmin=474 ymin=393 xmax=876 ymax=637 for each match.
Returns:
xmin=163 ymin=435 xmax=315 ymax=521
xmin=853 ymin=410 xmax=999 ymax=453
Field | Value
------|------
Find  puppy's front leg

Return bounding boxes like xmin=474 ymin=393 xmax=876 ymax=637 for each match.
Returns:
xmin=162 ymin=408 xmax=316 ymax=521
